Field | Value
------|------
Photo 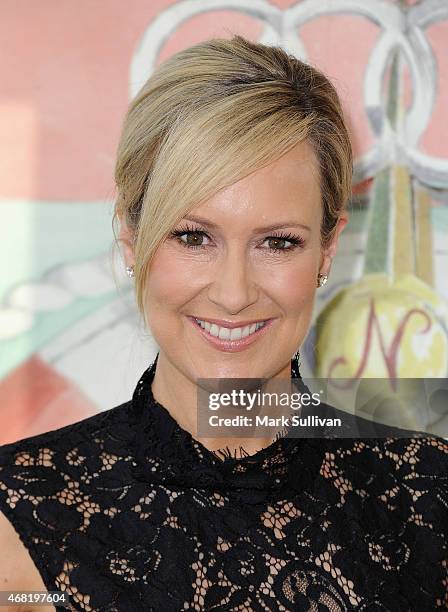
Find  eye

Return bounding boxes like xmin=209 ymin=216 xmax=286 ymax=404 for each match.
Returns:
xmin=168 ymin=225 xmax=306 ymax=253
xmin=169 ymin=224 xmax=211 ymax=250
xmin=262 ymin=233 xmax=305 ymax=253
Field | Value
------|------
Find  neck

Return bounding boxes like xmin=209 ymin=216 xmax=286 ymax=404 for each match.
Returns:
xmin=150 ymin=352 xmax=293 ymax=458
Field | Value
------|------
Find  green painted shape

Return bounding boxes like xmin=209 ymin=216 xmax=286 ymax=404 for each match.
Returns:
xmin=0 ymin=291 xmax=117 ymax=379
xmin=431 ymin=206 xmax=448 ymax=232
xmin=0 ymin=199 xmax=116 ymax=303
xmin=346 ymin=199 xmax=369 ymax=232
xmin=0 ymin=199 xmax=121 ymax=378
xmin=386 ymin=49 xmax=400 ymax=129
xmin=362 ymin=47 xmax=402 ymax=275
xmin=363 ymin=169 xmax=391 ymax=274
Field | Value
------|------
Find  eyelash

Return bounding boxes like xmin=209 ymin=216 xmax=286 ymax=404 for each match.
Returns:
xmin=169 ymin=223 xmax=305 ymax=253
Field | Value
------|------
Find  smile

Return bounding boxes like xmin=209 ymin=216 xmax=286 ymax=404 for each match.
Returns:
xmin=195 ymin=318 xmax=266 ymax=339
xmin=187 ymin=316 xmax=276 ymax=352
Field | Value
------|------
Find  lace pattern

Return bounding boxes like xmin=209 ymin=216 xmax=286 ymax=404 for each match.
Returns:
xmin=0 ymin=355 xmax=447 ymax=611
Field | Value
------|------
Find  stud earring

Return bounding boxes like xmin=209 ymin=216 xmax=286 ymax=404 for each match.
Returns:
xmin=126 ymin=265 xmax=135 ymax=278
xmin=317 ymin=273 xmax=328 ymax=287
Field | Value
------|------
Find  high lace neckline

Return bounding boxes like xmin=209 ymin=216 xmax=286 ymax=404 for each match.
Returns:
xmin=130 ymin=352 xmax=316 ymax=491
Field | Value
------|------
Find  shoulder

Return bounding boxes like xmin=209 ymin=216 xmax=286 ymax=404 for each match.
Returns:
xmin=321 ymin=433 xmax=448 ymax=528
xmin=0 ymin=398 xmax=134 ymax=504
xmin=322 ymin=432 xmax=448 ymax=480
xmin=0 ymin=399 xmax=132 ymax=466
xmin=0 ymin=399 xmax=135 ymax=520
xmin=369 ymin=434 xmax=448 ymax=507
xmin=381 ymin=433 xmax=448 ymax=472
xmin=307 ymin=399 xmax=448 ymax=480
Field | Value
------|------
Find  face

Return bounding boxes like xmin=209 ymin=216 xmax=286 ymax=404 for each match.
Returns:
xmin=121 ymin=140 xmax=347 ymax=381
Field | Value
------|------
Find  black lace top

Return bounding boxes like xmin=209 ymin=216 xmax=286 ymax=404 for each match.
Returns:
xmin=0 ymin=354 xmax=447 ymax=611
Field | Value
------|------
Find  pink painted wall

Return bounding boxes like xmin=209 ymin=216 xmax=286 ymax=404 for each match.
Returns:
xmin=4 ymin=1 xmax=446 ymax=201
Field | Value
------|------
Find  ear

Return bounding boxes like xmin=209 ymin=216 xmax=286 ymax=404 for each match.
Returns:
xmin=319 ymin=212 xmax=349 ymax=276
xmin=118 ymin=212 xmax=136 ymax=267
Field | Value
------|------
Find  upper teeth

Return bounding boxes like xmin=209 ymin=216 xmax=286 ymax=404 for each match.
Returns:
xmin=194 ymin=318 xmax=266 ymax=340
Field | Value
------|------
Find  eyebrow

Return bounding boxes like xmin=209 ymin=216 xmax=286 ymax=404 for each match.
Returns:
xmin=183 ymin=214 xmax=311 ymax=233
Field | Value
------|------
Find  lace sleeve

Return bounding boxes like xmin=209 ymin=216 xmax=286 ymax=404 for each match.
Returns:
xmin=0 ymin=404 xmax=129 ymax=612
xmin=0 ymin=442 xmax=74 ymax=610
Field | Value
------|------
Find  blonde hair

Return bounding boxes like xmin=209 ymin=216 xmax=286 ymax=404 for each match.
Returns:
xmin=113 ymin=34 xmax=353 ymax=323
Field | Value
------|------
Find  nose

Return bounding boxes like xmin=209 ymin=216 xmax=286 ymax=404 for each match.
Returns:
xmin=207 ymin=248 xmax=259 ymax=314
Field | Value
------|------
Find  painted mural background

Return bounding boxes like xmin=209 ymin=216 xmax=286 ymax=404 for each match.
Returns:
xmin=1 ymin=0 xmax=447 ymax=444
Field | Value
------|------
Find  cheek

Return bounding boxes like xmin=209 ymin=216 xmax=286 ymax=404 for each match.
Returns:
xmin=143 ymin=250 xmax=194 ymax=344
xmin=263 ymin=255 xmax=318 ymax=313
xmin=145 ymin=249 xmax=196 ymax=308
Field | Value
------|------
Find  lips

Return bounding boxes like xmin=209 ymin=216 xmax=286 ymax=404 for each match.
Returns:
xmin=196 ymin=317 xmax=265 ymax=339
xmin=190 ymin=316 xmax=272 ymax=329
xmin=187 ymin=315 xmax=276 ymax=353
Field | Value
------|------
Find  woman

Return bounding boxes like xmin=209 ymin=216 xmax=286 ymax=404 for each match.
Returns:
xmin=0 ymin=35 xmax=446 ymax=611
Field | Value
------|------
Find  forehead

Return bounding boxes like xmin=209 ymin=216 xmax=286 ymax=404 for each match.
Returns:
xmin=191 ymin=140 xmax=321 ymax=227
